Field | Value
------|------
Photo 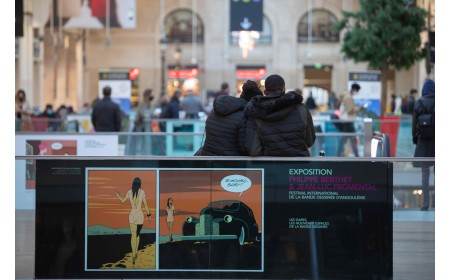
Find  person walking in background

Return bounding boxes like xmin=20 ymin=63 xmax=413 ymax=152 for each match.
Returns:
xmin=194 ymin=80 xmax=263 ymax=156
xmin=213 ymin=82 xmax=230 ymax=100
xmin=133 ymin=89 xmax=155 ymax=132
xmin=79 ymin=102 xmax=92 ymax=115
xmin=244 ymin=74 xmax=316 ymax=157
xmin=115 ymin=177 xmax=151 ymax=265
xmin=407 ymin=88 xmax=418 ymax=114
xmin=328 ymin=91 xmax=339 ymax=110
xmin=305 ymin=95 xmax=318 ymax=111
xmin=159 ymin=90 xmax=182 ymax=131
xmin=337 ymin=83 xmax=364 ymax=157
xmin=127 ymin=89 xmax=155 ymax=155
xmin=156 ymin=90 xmax=183 ymax=155
xmin=390 ymin=93 xmax=397 ymax=114
xmin=180 ymin=89 xmax=208 ymax=119
xmin=15 ymin=89 xmax=33 ymax=131
xmin=165 ymin=198 xmax=177 ymax=242
xmin=91 ymin=86 xmax=122 ymax=132
xmin=40 ymin=104 xmax=59 ymax=131
xmin=412 ymin=79 xmax=435 ymax=211
xmin=400 ymin=94 xmax=408 ymax=114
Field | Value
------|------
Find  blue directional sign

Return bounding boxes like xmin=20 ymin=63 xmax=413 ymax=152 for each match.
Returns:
xmin=230 ymin=0 xmax=263 ymax=31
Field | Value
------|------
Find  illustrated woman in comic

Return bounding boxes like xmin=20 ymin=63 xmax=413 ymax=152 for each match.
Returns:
xmin=166 ymin=198 xmax=177 ymax=242
xmin=115 ymin=177 xmax=151 ymax=265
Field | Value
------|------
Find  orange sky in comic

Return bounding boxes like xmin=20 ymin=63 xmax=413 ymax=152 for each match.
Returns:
xmin=158 ymin=170 xmax=263 ymax=236
xmin=87 ymin=170 xmax=157 ymax=230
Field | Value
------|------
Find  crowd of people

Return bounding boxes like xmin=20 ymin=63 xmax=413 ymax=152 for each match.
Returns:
xmin=15 ymin=76 xmax=435 ymax=210
xmin=15 ymin=89 xmax=78 ymax=132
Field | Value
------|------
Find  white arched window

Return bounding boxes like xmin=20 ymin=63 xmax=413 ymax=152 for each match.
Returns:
xmin=297 ymin=9 xmax=339 ymax=42
xmin=164 ymin=9 xmax=204 ymax=43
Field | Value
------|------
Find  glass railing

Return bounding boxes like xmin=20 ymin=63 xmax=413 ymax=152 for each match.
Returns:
xmin=16 ymin=116 xmax=418 ymax=156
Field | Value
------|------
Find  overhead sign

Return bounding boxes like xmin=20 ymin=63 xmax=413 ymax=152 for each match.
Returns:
xmin=348 ymin=71 xmax=381 ymax=117
xmin=98 ymin=70 xmax=132 ymax=115
xmin=230 ymin=0 xmax=263 ymax=32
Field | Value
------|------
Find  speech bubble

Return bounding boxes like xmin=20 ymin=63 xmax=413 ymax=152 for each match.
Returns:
xmin=51 ymin=142 xmax=63 ymax=150
xmin=220 ymin=175 xmax=252 ymax=196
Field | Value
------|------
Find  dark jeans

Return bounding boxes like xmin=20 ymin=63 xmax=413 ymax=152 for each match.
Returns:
xmin=337 ymin=122 xmax=359 ymax=157
xmin=421 ymin=163 xmax=435 ymax=209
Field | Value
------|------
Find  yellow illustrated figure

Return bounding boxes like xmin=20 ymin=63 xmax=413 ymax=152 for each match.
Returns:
xmin=166 ymin=198 xmax=177 ymax=242
xmin=115 ymin=177 xmax=151 ymax=265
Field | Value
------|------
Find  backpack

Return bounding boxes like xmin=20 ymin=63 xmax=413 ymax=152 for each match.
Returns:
xmin=416 ymin=99 xmax=435 ymax=139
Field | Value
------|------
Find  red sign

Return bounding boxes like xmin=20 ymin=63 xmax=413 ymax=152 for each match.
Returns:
xmin=129 ymin=68 xmax=140 ymax=80
xmin=168 ymin=68 xmax=199 ymax=79
xmin=236 ymin=68 xmax=266 ymax=79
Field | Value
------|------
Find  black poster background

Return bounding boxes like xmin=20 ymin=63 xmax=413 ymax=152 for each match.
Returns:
xmin=230 ymin=0 xmax=263 ymax=31
xmin=35 ymin=159 xmax=393 ymax=279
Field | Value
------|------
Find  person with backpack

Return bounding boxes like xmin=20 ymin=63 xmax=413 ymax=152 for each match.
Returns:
xmin=412 ymin=79 xmax=435 ymax=211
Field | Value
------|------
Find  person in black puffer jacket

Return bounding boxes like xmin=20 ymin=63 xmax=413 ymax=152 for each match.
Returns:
xmin=245 ymin=74 xmax=316 ymax=157
xmin=194 ymin=80 xmax=263 ymax=156
xmin=412 ymin=79 xmax=435 ymax=211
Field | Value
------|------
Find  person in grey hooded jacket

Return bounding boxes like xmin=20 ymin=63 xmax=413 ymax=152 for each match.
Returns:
xmin=194 ymin=80 xmax=263 ymax=156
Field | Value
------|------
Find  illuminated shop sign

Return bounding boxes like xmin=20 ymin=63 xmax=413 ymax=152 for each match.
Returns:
xmin=236 ymin=66 xmax=266 ymax=79
xmin=168 ymin=68 xmax=199 ymax=79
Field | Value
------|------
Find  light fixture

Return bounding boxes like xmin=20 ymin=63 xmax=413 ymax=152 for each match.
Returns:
xmin=237 ymin=31 xmax=260 ymax=59
xmin=174 ymin=44 xmax=182 ymax=61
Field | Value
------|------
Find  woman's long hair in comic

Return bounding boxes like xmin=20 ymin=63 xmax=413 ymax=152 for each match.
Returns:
xmin=132 ymin=177 xmax=141 ymax=198
xmin=167 ymin=197 xmax=172 ymax=208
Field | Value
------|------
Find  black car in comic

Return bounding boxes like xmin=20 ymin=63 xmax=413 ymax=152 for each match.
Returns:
xmin=159 ymin=199 xmax=262 ymax=270
xmin=182 ymin=200 xmax=260 ymax=245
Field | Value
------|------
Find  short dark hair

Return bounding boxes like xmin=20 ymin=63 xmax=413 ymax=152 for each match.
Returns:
xmin=103 ymin=86 xmax=112 ymax=96
xmin=265 ymin=74 xmax=285 ymax=93
xmin=351 ymin=83 xmax=361 ymax=92
xmin=410 ymin=88 xmax=418 ymax=94
xmin=241 ymin=80 xmax=263 ymax=101
xmin=221 ymin=82 xmax=229 ymax=90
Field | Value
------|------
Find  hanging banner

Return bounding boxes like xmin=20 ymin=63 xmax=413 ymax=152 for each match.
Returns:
xmin=230 ymin=0 xmax=263 ymax=31
xmin=46 ymin=0 xmax=137 ymax=29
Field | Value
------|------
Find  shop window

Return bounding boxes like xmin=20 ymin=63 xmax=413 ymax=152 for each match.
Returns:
xmin=164 ymin=9 xmax=204 ymax=43
xmin=297 ymin=9 xmax=339 ymax=43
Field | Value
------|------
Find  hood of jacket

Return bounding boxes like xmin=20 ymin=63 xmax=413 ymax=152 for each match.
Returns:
xmin=422 ymin=79 xmax=435 ymax=97
xmin=213 ymin=95 xmax=247 ymax=116
xmin=244 ymin=91 xmax=304 ymax=121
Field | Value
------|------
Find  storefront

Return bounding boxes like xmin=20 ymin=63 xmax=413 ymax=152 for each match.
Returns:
xmin=235 ymin=65 xmax=266 ymax=94
xmin=167 ymin=64 xmax=200 ymax=96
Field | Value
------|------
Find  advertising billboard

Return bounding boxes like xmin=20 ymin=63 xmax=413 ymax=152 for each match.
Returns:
xmin=35 ymin=159 xmax=392 ymax=279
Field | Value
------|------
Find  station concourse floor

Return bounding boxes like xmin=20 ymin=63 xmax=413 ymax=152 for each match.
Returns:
xmin=16 ymin=209 xmax=435 ymax=280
